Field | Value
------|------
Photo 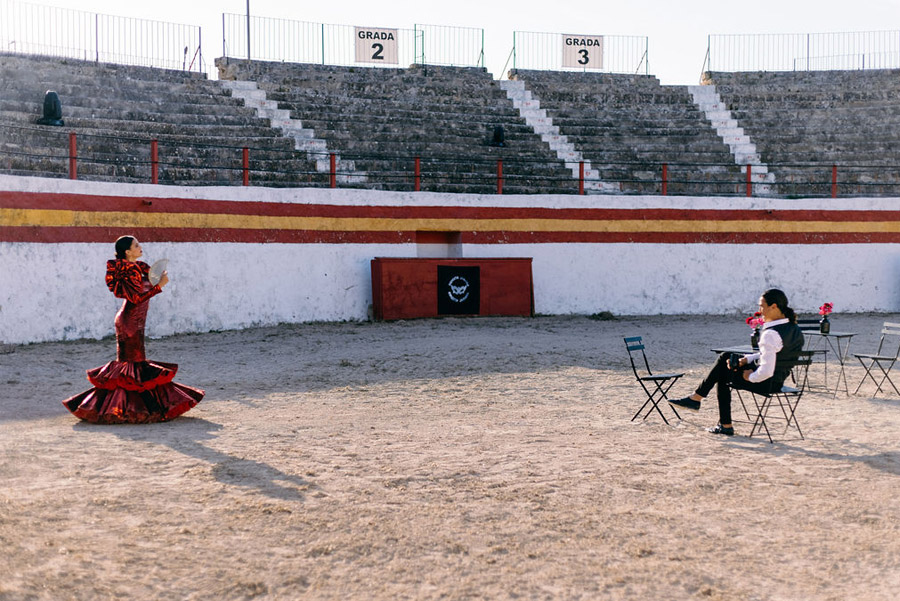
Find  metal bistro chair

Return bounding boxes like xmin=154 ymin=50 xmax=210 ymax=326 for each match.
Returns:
xmin=731 ymin=354 xmax=813 ymax=443
xmin=624 ymin=336 xmax=684 ymax=425
xmin=795 ymin=318 xmax=828 ymax=391
xmin=853 ymin=322 xmax=900 ymax=398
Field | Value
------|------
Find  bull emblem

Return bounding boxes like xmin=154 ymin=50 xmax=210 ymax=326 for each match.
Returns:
xmin=447 ymin=276 xmax=470 ymax=302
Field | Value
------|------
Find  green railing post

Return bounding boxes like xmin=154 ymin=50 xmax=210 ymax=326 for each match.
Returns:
xmin=481 ymin=29 xmax=485 ymax=67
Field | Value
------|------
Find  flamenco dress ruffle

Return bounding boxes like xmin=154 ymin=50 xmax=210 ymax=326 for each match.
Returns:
xmin=62 ymin=258 xmax=204 ymax=424
xmin=63 ymin=359 xmax=204 ymax=424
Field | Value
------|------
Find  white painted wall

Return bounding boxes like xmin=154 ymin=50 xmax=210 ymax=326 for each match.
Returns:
xmin=2 ymin=175 xmax=900 ymax=344
xmin=469 ymin=243 xmax=900 ymax=316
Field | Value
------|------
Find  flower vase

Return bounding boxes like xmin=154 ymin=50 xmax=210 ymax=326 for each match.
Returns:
xmin=820 ymin=314 xmax=831 ymax=334
xmin=751 ymin=329 xmax=760 ymax=349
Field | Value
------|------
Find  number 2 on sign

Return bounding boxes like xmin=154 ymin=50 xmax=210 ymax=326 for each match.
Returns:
xmin=578 ymin=49 xmax=589 ymax=65
xmin=371 ymin=43 xmax=384 ymax=60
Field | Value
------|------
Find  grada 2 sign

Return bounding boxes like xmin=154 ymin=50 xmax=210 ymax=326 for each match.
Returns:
xmin=561 ymin=34 xmax=603 ymax=69
xmin=355 ymin=26 xmax=399 ymax=64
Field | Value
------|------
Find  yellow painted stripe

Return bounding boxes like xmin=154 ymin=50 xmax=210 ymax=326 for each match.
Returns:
xmin=4 ymin=208 xmax=900 ymax=233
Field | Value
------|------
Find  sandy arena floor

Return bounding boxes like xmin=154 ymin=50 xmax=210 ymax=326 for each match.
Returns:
xmin=2 ymin=313 xmax=899 ymax=600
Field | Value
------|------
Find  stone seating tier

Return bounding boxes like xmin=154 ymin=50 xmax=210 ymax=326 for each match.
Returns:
xmin=0 ymin=52 xmax=208 ymax=83
xmin=508 ymin=68 xmax=743 ymax=194
xmin=218 ymin=58 xmax=576 ymax=195
xmin=0 ymin=102 xmax=274 ymax=129
xmin=0 ymin=53 xmax=323 ymax=186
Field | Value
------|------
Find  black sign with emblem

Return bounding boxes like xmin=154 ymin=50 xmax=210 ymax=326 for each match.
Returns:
xmin=437 ymin=265 xmax=480 ymax=315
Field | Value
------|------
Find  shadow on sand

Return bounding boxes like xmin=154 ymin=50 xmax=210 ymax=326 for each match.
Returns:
xmin=76 ymin=416 xmax=316 ymax=501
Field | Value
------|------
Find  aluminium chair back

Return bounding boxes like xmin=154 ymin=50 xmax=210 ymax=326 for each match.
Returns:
xmin=873 ymin=322 xmax=900 ymax=357
xmin=623 ymin=336 xmax=651 ymax=380
xmin=796 ymin=318 xmax=821 ymax=332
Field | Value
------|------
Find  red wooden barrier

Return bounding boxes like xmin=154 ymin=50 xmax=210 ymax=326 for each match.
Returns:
xmin=330 ymin=153 xmax=337 ymax=188
xmin=68 ymin=132 xmax=77 ymax=180
xmin=371 ymin=257 xmax=534 ymax=321
xmin=832 ymin=164 xmax=838 ymax=198
xmin=497 ymin=160 xmax=503 ymax=194
xmin=414 ymin=157 xmax=421 ymax=192
xmin=242 ymin=147 xmax=249 ymax=186
xmin=151 ymin=140 xmax=158 ymax=184
xmin=579 ymin=161 xmax=585 ymax=195
xmin=746 ymin=164 xmax=752 ymax=197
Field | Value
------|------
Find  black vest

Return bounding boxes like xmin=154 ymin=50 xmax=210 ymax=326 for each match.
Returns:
xmin=770 ymin=321 xmax=805 ymax=386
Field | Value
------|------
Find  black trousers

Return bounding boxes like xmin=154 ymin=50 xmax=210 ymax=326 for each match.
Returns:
xmin=695 ymin=353 xmax=779 ymax=425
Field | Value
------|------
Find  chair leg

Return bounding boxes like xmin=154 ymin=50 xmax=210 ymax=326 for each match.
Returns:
xmin=748 ymin=393 xmax=774 ymax=443
xmin=871 ymin=360 xmax=900 ymax=398
xmin=781 ymin=394 xmax=804 ymax=439
xmin=631 ymin=378 xmax=681 ymax=425
xmin=632 ymin=379 xmax=665 ymax=423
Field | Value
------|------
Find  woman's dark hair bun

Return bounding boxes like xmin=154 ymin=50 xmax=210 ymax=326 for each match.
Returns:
xmin=762 ymin=288 xmax=796 ymax=323
xmin=114 ymin=235 xmax=135 ymax=260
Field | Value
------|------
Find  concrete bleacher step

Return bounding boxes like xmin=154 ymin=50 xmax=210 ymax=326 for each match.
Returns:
xmin=500 ymin=79 xmax=620 ymax=194
xmin=705 ymin=68 xmax=900 ymax=197
xmin=506 ymin=70 xmax=751 ymax=195
xmin=220 ymin=79 xmax=366 ymax=185
xmin=688 ymin=84 xmax=775 ymax=192
xmin=216 ymin=58 xmax=574 ymax=195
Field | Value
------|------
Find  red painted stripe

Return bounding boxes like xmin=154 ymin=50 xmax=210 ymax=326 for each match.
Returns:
xmin=0 ymin=226 xmax=414 ymax=244
xmin=465 ymin=231 xmax=900 ymax=244
xmin=4 ymin=226 xmax=900 ymax=245
xmin=2 ymin=190 xmax=899 ymax=222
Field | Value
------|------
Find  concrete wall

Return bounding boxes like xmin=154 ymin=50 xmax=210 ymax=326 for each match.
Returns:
xmin=3 ymin=174 xmax=900 ymax=344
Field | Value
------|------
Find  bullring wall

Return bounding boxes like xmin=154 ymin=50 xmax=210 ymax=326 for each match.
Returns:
xmin=2 ymin=174 xmax=900 ymax=344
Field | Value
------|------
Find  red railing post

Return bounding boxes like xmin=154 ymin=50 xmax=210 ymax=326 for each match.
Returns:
xmin=68 ymin=132 xmax=77 ymax=180
xmin=746 ymin=163 xmax=752 ymax=197
xmin=330 ymin=153 xmax=337 ymax=188
xmin=578 ymin=161 xmax=585 ymax=195
xmin=242 ymin=147 xmax=249 ymax=186
xmin=832 ymin=164 xmax=838 ymax=198
xmin=151 ymin=139 xmax=158 ymax=184
xmin=497 ymin=159 xmax=503 ymax=194
xmin=661 ymin=163 xmax=668 ymax=196
xmin=414 ymin=157 xmax=421 ymax=192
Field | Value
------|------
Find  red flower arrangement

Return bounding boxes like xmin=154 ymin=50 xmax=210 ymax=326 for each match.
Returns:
xmin=746 ymin=311 xmax=764 ymax=330
xmin=819 ymin=302 xmax=833 ymax=316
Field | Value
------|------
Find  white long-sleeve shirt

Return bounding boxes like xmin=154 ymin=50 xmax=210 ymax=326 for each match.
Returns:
xmin=743 ymin=318 xmax=789 ymax=383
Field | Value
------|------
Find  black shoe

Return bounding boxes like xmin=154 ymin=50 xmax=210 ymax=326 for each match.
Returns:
xmin=706 ymin=424 xmax=735 ymax=436
xmin=668 ymin=396 xmax=701 ymax=412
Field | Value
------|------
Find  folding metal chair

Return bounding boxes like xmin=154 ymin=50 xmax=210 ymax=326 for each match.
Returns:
xmin=852 ymin=322 xmax=900 ymax=397
xmin=731 ymin=354 xmax=812 ymax=443
xmin=624 ymin=336 xmax=684 ymax=425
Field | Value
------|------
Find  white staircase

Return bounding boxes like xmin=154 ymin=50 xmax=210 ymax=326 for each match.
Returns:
xmin=688 ymin=84 xmax=775 ymax=194
xmin=500 ymin=80 xmax=620 ymax=194
xmin=220 ymin=80 xmax=366 ymax=185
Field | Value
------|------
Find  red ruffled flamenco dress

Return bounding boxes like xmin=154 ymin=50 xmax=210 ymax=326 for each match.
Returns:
xmin=62 ymin=259 xmax=204 ymax=423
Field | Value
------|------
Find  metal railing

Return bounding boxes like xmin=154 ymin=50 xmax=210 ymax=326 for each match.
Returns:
xmin=509 ymin=31 xmax=649 ymax=76
xmin=0 ymin=0 xmax=204 ymax=72
xmin=3 ymin=122 xmax=899 ymax=198
xmin=705 ymin=30 xmax=900 ymax=73
xmin=221 ymin=14 xmax=484 ymax=69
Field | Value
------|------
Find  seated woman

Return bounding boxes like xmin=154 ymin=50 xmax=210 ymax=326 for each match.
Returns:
xmin=669 ymin=288 xmax=804 ymax=435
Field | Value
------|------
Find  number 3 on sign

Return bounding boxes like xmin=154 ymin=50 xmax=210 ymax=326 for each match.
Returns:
xmin=561 ymin=34 xmax=604 ymax=69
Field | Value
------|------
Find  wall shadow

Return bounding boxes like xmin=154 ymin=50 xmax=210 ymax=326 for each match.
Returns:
xmin=76 ymin=417 xmax=316 ymax=501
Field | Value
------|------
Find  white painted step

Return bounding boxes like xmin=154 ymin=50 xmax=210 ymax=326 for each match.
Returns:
xmin=220 ymin=80 xmax=367 ymax=184
xmin=688 ymin=84 xmax=777 ymax=192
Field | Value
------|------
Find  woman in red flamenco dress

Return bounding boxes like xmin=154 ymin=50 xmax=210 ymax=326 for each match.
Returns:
xmin=62 ymin=236 xmax=204 ymax=423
